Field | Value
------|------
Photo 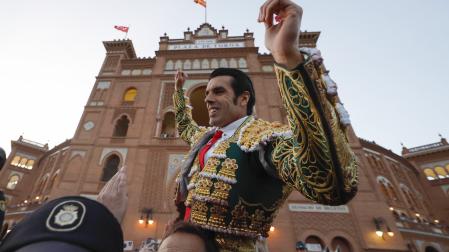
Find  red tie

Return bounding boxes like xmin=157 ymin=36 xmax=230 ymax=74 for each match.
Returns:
xmin=198 ymin=130 xmax=223 ymax=169
xmin=184 ymin=130 xmax=223 ymax=221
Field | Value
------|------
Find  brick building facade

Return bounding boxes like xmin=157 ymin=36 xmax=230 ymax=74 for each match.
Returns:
xmin=1 ymin=24 xmax=448 ymax=252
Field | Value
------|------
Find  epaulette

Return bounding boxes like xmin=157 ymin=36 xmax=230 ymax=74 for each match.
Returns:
xmin=237 ymin=118 xmax=292 ymax=152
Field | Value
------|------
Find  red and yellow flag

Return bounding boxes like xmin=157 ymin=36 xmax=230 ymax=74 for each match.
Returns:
xmin=114 ymin=25 xmax=129 ymax=33
xmin=194 ymin=0 xmax=206 ymax=8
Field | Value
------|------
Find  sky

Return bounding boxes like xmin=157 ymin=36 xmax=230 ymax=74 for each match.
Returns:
xmin=1 ymin=0 xmax=448 ymax=155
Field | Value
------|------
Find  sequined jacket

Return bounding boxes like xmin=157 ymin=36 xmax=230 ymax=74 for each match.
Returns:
xmin=173 ymin=62 xmax=358 ymax=242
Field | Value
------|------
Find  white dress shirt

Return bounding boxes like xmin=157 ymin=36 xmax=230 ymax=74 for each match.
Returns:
xmin=204 ymin=116 xmax=248 ymax=163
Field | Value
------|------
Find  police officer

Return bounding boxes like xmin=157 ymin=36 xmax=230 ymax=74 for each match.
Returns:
xmin=0 ymin=196 xmax=124 ymax=252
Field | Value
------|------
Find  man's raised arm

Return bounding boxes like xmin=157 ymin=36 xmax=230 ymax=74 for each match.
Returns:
xmin=173 ymin=70 xmax=207 ymax=146
xmin=260 ymin=0 xmax=358 ymax=205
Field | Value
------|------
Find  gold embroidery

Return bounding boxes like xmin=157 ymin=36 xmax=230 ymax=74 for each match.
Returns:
xmin=249 ymin=209 xmax=265 ymax=231
xmin=230 ymin=201 xmax=250 ymax=231
xmin=195 ymin=177 xmax=213 ymax=196
xmin=217 ymin=158 xmax=238 ymax=179
xmin=190 ymin=201 xmax=208 ymax=225
xmin=215 ymin=233 xmax=256 ymax=252
xmin=270 ymin=64 xmax=358 ymax=205
xmin=237 ymin=119 xmax=291 ymax=152
xmin=208 ymin=205 xmax=227 ymax=227
xmin=202 ymin=157 xmax=220 ymax=174
xmin=211 ymin=181 xmax=232 ymax=201
xmin=211 ymin=140 xmax=230 ymax=156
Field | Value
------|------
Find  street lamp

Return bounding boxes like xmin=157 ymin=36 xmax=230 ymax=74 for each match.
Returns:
xmin=373 ymin=217 xmax=394 ymax=239
xmin=139 ymin=208 xmax=154 ymax=227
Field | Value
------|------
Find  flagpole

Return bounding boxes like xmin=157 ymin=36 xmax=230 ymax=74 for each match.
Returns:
xmin=125 ymin=25 xmax=129 ymax=39
xmin=205 ymin=5 xmax=207 ymax=23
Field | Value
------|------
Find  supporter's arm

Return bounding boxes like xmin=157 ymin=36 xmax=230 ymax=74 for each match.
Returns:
xmin=97 ymin=166 xmax=128 ymax=223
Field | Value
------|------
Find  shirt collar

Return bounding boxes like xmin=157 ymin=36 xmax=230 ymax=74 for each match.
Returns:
xmin=218 ymin=116 xmax=249 ymax=138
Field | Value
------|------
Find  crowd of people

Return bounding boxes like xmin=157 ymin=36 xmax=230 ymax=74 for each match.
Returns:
xmin=0 ymin=0 xmax=357 ymax=251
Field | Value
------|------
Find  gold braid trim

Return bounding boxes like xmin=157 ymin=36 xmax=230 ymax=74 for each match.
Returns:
xmin=271 ymin=63 xmax=357 ymax=205
xmin=237 ymin=117 xmax=292 ymax=152
xmin=173 ymin=88 xmax=210 ymax=146
xmin=307 ymin=63 xmax=359 ymax=193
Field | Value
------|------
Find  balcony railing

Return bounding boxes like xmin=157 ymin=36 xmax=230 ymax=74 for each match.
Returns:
xmin=395 ymin=216 xmax=448 ymax=235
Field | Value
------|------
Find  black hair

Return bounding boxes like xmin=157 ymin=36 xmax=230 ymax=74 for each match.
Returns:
xmin=162 ymin=221 xmax=219 ymax=252
xmin=209 ymin=68 xmax=255 ymax=115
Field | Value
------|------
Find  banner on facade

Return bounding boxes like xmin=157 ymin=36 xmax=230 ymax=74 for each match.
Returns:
xmin=288 ymin=203 xmax=349 ymax=213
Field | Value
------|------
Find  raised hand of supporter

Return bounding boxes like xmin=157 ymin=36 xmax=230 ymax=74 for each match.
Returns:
xmin=97 ymin=165 xmax=128 ymax=223
xmin=175 ymin=69 xmax=188 ymax=91
xmin=258 ymin=0 xmax=304 ymax=69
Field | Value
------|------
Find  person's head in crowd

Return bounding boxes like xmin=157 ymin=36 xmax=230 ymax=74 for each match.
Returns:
xmin=158 ymin=221 xmax=219 ymax=252
xmin=0 ymin=147 xmax=6 ymax=169
xmin=296 ymin=241 xmax=307 ymax=251
xmin=0 ymin=196 xmax=123 ymax=252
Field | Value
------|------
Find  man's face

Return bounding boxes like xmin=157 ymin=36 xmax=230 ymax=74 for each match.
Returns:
xmin=205 ymin=76 xmax=248 ymax=127
xmin=158 ymin=232 xmax=206 ymax=252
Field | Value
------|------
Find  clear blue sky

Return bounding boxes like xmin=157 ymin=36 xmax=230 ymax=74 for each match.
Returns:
xmin=1 ymin=0 xmax=448 ymax=155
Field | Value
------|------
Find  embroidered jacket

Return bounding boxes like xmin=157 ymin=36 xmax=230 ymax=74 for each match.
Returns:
xmin=173 ymin=61 xmax=358 ymax=249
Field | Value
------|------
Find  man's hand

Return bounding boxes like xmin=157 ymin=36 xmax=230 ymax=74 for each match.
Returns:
xmin=175 ymin=69 xmax=187 ymax=91
xmin=258 ymin=0 xmax=304 ymax=69
xmin=97 ymin=166 xmax=128 ymax=223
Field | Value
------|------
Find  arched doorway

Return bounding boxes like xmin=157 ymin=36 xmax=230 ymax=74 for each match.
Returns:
xmin=161 ymin=112 xmax=176 ymax=138
xmin=305 ymin=235 xmax=324 ymax=252
xmin=189 ymin=86 xmax=209 ymax=127
xmin=101 ymin=154 xmax=120 ymax=182
xmin=331 ymin=237 xmax=352 ymax=252
xmin=425 ymin=246 xmax=439 ymax=252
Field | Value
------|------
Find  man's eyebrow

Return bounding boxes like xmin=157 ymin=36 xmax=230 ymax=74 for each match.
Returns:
xmin=213 ymin=86 xmax=226 ymax=92
xmin=205 ymin=86 xmax=225 ymax=95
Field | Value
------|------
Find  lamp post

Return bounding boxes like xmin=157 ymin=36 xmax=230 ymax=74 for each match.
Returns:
xmin=138 ymin=208 xmax=154 ymax=228
xmin=373 ymin=217 xmax=394 ymax=239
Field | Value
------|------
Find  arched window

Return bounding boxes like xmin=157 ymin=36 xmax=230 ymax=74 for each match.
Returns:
xmin=175 ymin=60 xmax=182 ymax=70
xmin=331 ymin=237 xmax=352 ymax=252
xmin=435 ymin=167 xmax=448 ymax=179
xmin=211 ymin=59 xmax=219 ymax=69
xmin=123 ymin=88 xmax=137 ymax=102
xmin=11 ymin=156 xmax=20 ymax=166
xmin=101 ymin=154 xmax=120 ymax=182
xmin=425 ymin=246 xmax=439 ymax=252
xmin=6 ymin=175 xmax=20 ymax=190
xmin=379 ymin=182 xmax=390 ymax=200
xmin=113 ymin=115 xmax=130 ymax=137
xmin=229 ymin=58 xmax=238 ymax=68
xmin=183 ymin=60 xmax=192 ymax=70
xmin=377 ymin=177 xmax=397 ymax=201
xmin=219 ymin=59 xmax=228 ymax=68
xmin=48 ymin=171 xmax=59 ymax=191
xmin=387 ymin=184 xmax=399 ymax=200
xmin=193 ymin=59 xmax=200 ymax=69
xmin=238 ymin=58 xmax=247 ymax=68
xmin=201 ymin=59 xmax=209 ymax=69
xmin=37 ymin=175 xmax=49 ymax=195
xmin=424 ymin=168 xmax=437 ymax=180
xmin=165 ymin=60 xmax=174 ymax=70
xmin=305 ymin=235 xmax=324 ymax=252
xmin=25 ymin=159 xmax=34 ymax=170
xmin=161 ymin=112 xmax=176 ymax=138
xmin=19 ymin=158 xmax=28 ymax=168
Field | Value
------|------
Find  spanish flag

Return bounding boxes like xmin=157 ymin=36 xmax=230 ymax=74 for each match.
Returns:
xmin=194 ymin=0 xmax=206 ymax=8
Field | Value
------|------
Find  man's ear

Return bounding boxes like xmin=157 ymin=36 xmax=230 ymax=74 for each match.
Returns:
xmin=239 ymin=91 xmax=250 ymax=107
